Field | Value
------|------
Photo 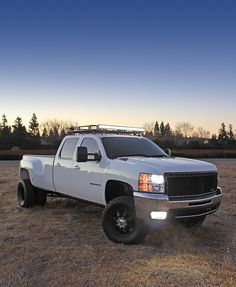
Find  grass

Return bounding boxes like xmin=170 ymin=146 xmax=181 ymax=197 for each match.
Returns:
xmin=0 ymin=163 xmax=235 ymax=286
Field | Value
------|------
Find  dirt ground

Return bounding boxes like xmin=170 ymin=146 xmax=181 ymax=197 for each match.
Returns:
xmin=0 ymin=163 xmax=235 ymax=287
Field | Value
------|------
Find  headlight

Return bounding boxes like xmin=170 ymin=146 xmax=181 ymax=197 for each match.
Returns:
xmin=138 ymin=173 xmax=165 ymax=193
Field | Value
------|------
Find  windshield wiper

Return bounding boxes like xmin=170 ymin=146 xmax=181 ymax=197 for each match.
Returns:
xmin=146 ymin=155 xmax=167 ymax=158
xmin=113 ymin=154 xmax=167 ymax=159
xmin=112 ymin=154 xmax=147 ymax=159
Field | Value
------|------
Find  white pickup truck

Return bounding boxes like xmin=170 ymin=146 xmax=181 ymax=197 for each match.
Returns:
xmin=17 ymin=124 xmax=222 ymax=244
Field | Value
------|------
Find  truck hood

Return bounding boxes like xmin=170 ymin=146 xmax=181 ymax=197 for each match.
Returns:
xmin=119 ymin=156 xmax=217 ymax=174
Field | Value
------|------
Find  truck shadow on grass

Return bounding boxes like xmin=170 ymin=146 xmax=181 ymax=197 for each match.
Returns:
xmin=146 ymin=224 xmax=230 ymax=251
xmin=46 ymin=197 xmax=103 ymax=216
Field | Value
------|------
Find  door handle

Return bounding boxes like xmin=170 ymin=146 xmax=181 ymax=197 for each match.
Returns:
xmin=74 ymin=165 xmax=80 ymax=170
xmin=55 ymin=163 xmax=61 ymax=168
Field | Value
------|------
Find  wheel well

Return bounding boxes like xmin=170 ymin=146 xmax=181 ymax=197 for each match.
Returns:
xmin=105 ymin=180 xmax=133 ymax=203
xmin=20 ymin=168 xmax=30 ymax=180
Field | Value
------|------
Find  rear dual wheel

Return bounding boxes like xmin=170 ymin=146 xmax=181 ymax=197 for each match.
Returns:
xmin=17 ymin=180 xmax=35 ymax=208
xmin=35 ymin=188 xmax=47 ymax=207
xmin=17 ymin=179 xmax=47 ymax=208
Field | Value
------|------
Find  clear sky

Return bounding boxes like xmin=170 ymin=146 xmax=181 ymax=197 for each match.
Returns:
xmin=0 ymin=0 xmax=235 ymax=134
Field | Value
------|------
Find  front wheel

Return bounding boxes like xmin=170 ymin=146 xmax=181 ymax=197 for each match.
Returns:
xmin=101 ymin=196 xmax=148 ymax=244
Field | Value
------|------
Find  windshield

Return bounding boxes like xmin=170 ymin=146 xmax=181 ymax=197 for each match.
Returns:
xmin=101 ymin=136 xmax=167 ymax=159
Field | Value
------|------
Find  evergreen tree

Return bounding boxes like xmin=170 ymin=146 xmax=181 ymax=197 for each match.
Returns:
xmin=42 ymin=127 xmax=48 ymax=137
xmin=154 ymin=121 xmax=160 ymax=137
xmin=228 ymin=124 xmax=234 ymax=140
xmin=29 ymin=113 xmax=40 ymax=137
xmin=165 ymin=123 xmax=172 ymax=136
xmin=160 ymin=121 xmax=165 ymax=137
xmin=1 ymin=114 xmax=8 ymax=128
xmin=227 ymin=124 xmax=235 ymax=146
xmin=218 ymin=123 xmax=228 ymax=140
xmin=218 ymin=123 xmax=229 ymax=147
xmin=12 ymin=117 xmax=28 ymax=147
xmin=12 ymin=117 xmax=25 ymax=131
xmin=0 ymin=114 xmax=12 ymax=148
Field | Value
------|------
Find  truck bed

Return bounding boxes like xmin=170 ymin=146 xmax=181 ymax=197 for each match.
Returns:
xmin=20 ymin=155 xmax=56 ymax=192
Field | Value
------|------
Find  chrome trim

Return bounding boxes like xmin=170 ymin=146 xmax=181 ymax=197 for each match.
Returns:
xmin=133 ymin=187 xmax=222 ymax=220
xmin=174 ymin=207 xmax=219 ymax=219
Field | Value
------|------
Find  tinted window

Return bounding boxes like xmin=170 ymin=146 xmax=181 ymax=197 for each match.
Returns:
xmin=101 ymin=137 xmax=166 ymax=159
xmin=60 ymin=138 xmax=79 ymax=159
xmin=81 ymin=138 xmax=100 ymax=154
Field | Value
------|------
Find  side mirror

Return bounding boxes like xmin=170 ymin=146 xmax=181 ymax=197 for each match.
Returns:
xmin=77 ymin=146 xmax=88 ymax=162
xmin=165 ymin=148 xmax=171 ymax=156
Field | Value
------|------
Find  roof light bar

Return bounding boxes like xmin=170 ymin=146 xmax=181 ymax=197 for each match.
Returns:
xmin=67 ymin=124 xmax=145 ymax=135
xmin=97 ymin=124 xmax=145 ymax=132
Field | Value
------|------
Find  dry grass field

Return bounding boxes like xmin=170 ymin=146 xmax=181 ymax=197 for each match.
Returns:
xmin=0 ymin=163 xmax=235 ymax=287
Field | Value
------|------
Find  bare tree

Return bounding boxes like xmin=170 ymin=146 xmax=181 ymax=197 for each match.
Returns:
xmin=175 ymin=122 xmax=194 ymax=138
xmin=40 ymin=119 xmax=76 ymax=137
xmin=143 ymin=122 xmax=155 ymax=135
xmin=197 ymin=127 xmax=210 ymax=139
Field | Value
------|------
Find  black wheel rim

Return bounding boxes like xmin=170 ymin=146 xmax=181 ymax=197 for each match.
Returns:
xmin=111 ymin=204 xmax=135 ymax=234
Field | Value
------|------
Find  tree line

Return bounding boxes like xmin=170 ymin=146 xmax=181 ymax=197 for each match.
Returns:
xmin=0 ymin=114 xmax=75 ymax=149
xmin=0 ymin=114 xmax=235 ymax=149
xmin=143 ymin=120 xmax=236 ymax=149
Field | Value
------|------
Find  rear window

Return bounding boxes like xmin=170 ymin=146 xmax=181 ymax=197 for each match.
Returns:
xmin=60 ymin=138 xmax=79 ymax=159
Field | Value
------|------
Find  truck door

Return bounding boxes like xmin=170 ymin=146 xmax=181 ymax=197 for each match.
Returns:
xmin=71 ymin=137 xmax=104 ymax=204
xmin=53 ymin=137 xmax=79 ymax=195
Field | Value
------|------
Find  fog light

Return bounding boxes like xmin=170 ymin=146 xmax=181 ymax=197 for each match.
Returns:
xmin=151 ymin=211 xmax=167 ymax=220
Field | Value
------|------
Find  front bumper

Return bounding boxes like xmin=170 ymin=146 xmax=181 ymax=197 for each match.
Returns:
xmin=133 ymin=187 xmax=222 ymax=221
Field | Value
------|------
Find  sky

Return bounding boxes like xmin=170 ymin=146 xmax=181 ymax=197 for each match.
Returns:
xmin=0 ymin=0 xmax=235 ymax=134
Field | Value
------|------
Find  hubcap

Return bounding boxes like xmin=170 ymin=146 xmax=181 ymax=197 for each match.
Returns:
xmin=112 ymin=206 xmax=135 ymax=234
xmin=116 ymin=217 xmax=127 ymax=229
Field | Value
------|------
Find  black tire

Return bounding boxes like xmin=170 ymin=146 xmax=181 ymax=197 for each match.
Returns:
xmin=35 ymin=188 xmax=47 ymax=207
xmin=174 ymin=215 xmax=206 ymax=229
xmin=17 ymin=179 xmax=36 ymax=208
xmin=101 ymin=196 xmax=148 ymax=244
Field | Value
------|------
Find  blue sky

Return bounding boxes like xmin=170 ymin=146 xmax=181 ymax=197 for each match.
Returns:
xmin=0 ymin=0 xmax=235 ymax=134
